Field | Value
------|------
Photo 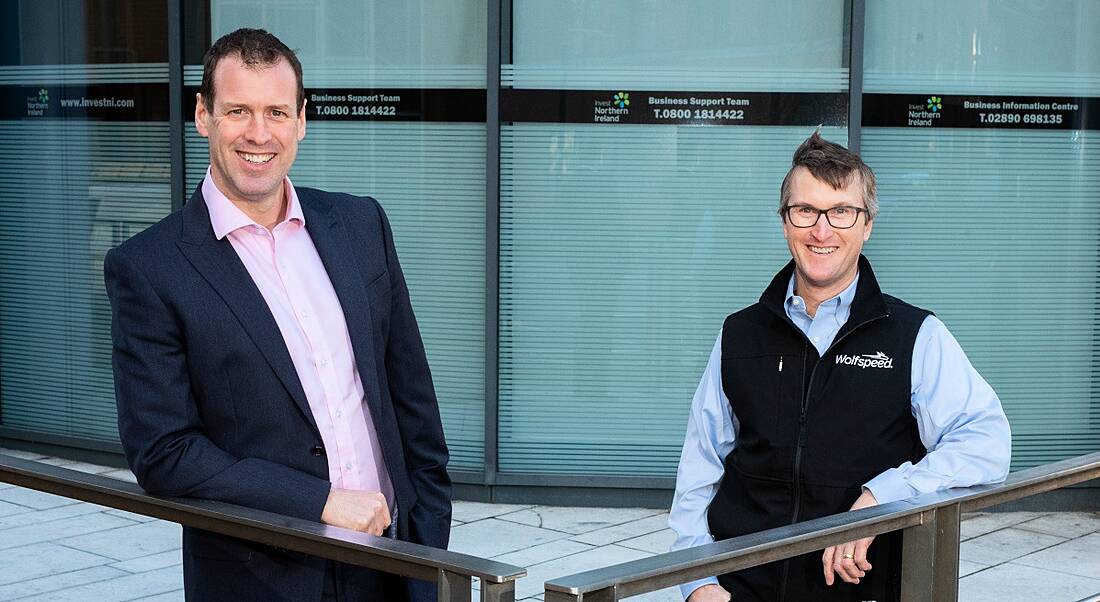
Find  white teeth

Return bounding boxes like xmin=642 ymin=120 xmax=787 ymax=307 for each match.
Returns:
xmin=240 ymin=152 xmax=274 ymax=164
xmin=809 ymin=246 xmax=837 ymax=255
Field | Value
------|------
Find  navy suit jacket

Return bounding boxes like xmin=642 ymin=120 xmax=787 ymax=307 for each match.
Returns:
xmin=104 ymin=185 xmax=451 ymax=601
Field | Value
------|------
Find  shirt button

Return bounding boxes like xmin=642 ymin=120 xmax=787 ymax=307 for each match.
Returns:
xmin=345 ymin=462 xmax=353 ymax=470
xmin=813 ymin=336 xmax=820 ymax=342
xmin=335 ymin=409 xmax=343 ymax=418
xmin=299 ymin=310 xmax=308 ymax=318
xmin=310 ymin=445 xmax=325 ymax=456
xmin=319 ymin=358 xmax=328 ymax=367
xmin=793 ymin=299 xmax=801 ymax=306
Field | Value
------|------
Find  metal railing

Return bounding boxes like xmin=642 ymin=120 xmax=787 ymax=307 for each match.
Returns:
xmin=0 ymin=454 xmax=525 ymax=602
xmin=544 ymin=451 xmax=1100 ymax=602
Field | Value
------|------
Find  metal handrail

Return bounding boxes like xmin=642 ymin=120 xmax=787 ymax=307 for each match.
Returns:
xmin=0 ymin=454 xmax=525 ymax=602
xmin=544 ymin=451 xmax=1100 ymax=602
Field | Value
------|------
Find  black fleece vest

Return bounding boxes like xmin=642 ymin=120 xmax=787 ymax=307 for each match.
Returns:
xmin=708 ymin=256 xmax=929 ymax=602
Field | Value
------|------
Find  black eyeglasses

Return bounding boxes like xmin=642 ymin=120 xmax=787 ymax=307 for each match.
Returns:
xmin=783 ymin=204 xmax=868 ymax=229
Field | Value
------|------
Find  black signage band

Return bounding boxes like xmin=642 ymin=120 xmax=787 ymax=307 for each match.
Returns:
xmin=501 ymin=89 xmax=848 ymax=127
xmin=863 ymin=93 xmax=1099 ymax=130
xmin=0 ymin=83 xmax=169 ymax=121
xmin=183 ymin=87 xmax=485 ymax=123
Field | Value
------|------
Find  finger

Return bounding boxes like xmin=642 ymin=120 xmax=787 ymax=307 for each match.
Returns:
xmin=822 ymin=546 xmax=836 ymax=586
xmin=838 ymin=544 xmax=864 ymax=583
xmin=854 ymin=536 xmax=874 ymax=571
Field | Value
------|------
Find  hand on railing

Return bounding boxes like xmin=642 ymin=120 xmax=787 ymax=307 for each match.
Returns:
xmin=687 ymin=583 xmax=732 ymax=601
xmin=822 ymin=488 xmax=878 ymax=586
xmin=320 ymin=488 xmax=391 ymax=536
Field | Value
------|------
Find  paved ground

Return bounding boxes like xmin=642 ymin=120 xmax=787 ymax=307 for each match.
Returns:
xmin=1 ymin=448 xmax=1098 ymax=601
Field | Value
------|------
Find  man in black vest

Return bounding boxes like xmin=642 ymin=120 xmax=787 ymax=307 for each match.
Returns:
xmin=668 ymin=132 xmax=1011 ymax=602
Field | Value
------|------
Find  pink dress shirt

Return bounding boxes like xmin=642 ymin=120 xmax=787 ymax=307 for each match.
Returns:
xmin=202 ymin=170 xmax=394 ymax=505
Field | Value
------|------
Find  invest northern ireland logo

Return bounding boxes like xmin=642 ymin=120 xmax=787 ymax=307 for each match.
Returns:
xmin=835 ymin=351 xmax=894 ymax=369
xmin=593 ymin=91 xmax=631 ymax=123
xmin=907 ymin=94 xmax=944 ymax=126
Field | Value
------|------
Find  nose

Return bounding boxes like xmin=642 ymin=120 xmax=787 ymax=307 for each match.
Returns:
xmin=809 ymin=212 xmax=833 ymax=239
xmin=244 ymin=112 xmax=272 ymax=145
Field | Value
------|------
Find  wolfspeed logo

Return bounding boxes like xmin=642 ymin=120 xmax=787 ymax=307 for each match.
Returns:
xmin=835 ymin=351 xmax=893 ymax=369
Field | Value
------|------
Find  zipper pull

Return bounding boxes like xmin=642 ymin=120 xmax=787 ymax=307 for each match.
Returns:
xmin=778 ymin=356 xmax=784 ymax=372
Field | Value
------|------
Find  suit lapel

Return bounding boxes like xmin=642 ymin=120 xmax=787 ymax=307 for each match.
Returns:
xmin=297 ymin=190 xmax=386 ymax=430
xmin=175 ymin=187 xmax=320 ymax=436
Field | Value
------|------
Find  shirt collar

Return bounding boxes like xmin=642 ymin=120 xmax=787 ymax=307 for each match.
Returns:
xmin=202 ymin=167 xmax=304 ymax=240
xmin=785 ymin=271 xmax=860 ymax=324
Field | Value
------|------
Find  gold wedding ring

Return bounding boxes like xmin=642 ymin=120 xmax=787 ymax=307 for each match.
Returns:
xmin=842 ymin=553 xmax=854 ymax=559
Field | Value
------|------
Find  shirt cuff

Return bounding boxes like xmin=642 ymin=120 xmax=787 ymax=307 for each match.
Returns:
xmin=863 ymin=469 xmax=916 ymax=505
xmin=680 ymin=577 xmax=720 ymax=600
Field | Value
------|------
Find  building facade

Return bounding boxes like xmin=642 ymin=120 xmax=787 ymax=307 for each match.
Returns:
xmin=1 ymin=0 xmax=1097 ymax=504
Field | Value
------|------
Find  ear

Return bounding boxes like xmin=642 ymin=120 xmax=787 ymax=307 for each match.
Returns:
xmin=863 ymin=218 xmax=873 ymax=241
xmin=194 ymin=93 xmax=210 ymax=138
xmin=297 ymin=98 xmax=307 ymax=141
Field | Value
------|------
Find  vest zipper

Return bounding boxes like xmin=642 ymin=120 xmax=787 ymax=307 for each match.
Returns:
xmin=780 ymin=314 xmax=888 ymax=602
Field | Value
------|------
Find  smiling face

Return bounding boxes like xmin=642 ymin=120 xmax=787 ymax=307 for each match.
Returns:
xmin=195 ymin=55 xmax=305 ymax=213
xmin=782 ymin=166 xmax=872 ymax=302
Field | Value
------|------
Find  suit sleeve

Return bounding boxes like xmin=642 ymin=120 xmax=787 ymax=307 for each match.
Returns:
xmin=105 ymin=246 xmax=332 ymax=521
xmin=375 ymin=205 xmax=453 ymax=550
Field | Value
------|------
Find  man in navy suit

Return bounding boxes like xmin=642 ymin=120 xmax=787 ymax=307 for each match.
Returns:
xmin=104 ymin=28 xmax=451 ymax=601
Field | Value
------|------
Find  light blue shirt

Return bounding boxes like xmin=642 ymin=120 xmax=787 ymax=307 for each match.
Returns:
xmin=668 ymin=274 xmax=1012 ymax=600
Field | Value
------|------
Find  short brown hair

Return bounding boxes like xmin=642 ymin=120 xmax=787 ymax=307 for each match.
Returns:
xmin=778 ymin=130 xmax=878 ymax=220
xmin=199 ymin=28 xmax=304 ymax=115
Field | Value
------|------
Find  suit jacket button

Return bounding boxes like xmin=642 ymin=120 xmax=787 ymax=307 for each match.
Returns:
xmin=310 ymin=445 xmax=325 ymax=457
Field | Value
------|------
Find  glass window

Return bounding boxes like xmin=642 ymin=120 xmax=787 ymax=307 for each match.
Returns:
xmin=0 ymin=0 xmax=170 ymax=443
xmin=499 ymin=0 xmax=849 ymax=476
xmin=184 ymin=0 xmax=488 ymax=471
xmin=862 ymin=0 xmax=1100 ymax=469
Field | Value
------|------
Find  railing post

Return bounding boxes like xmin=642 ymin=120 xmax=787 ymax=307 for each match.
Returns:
xmin=438 ymin=569 xmax=473 ymax=602
xmin=481 ymin=581 xmax=516 ymax=602
xmin=900 ymin=504 xmax=960 ymax=602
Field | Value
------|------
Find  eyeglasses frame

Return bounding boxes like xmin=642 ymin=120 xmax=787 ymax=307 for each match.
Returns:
xmin=782 ymin=204 xmax=869 ymax=229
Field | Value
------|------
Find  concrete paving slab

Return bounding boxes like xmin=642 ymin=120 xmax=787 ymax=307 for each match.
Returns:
xmin=452 ymin=500 xmax=534 ymax=523
xmin=450 ymin=518 xmax=571 ymax=558
xmin=0 ymin=542 xmax=112 ymax=586
xmin=0 ymin=500 xmax=27 ymax=517
xmin=618 ymin=528 xmax=677 ymax=554
xmin=492 ymin=538 xmax=594 ymax=567
xmin=35 ymin=457 xmax=80 ymax=467
xmin=133 ymin=591 xmax=184 ymax=602
xmin=1014 ymin=512 xmax=1100 ymax=540
xmin=960 ymin=511 xmax=1047 ymax=540
xmin=498 ymin=506 xmax=663 ymax=535
xmin=959 ymin=562 xmax=1100 ymax=602
xmin=17 ymin=565 xmax=182 ymax=602
xmin=109 ymin=550 xmax=182 ymax=574
xmin=0 ymin=501 xmax=107 ymax=530
xmin=0 ymin=448 xmax=47 ymax=461
xmin=104 ymin=508 xmax=160 ymax=523
xmin=958 ymin=559 xmax=990 ymax=578
xmin=0 ymin=566 xmax=130 ymax=601
xmin=0 ymin=487 xmax=81 ymax=510
xmin=514 ymin=544 xmax=653 ymax=599
xmin=1013 ymin=533 xmax=1100 ymax=581
xmin=101 ymin=469 xmax=139 ymax=484
xmin=960 ymin=527 xmax=1066 ymax=566
xmin=0 ymin=512 xmax=136 ymax=551
xmin=56 ymin=461 xmax=122 ymax=475
xmin=59 ymin=520 xmax=182 ymax=561
xmin=570 ymin=513 xmax=670 ymax=546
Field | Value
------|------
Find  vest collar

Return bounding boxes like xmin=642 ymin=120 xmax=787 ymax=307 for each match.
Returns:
xmin=760 ymin=254 xmax=890 ymax=339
